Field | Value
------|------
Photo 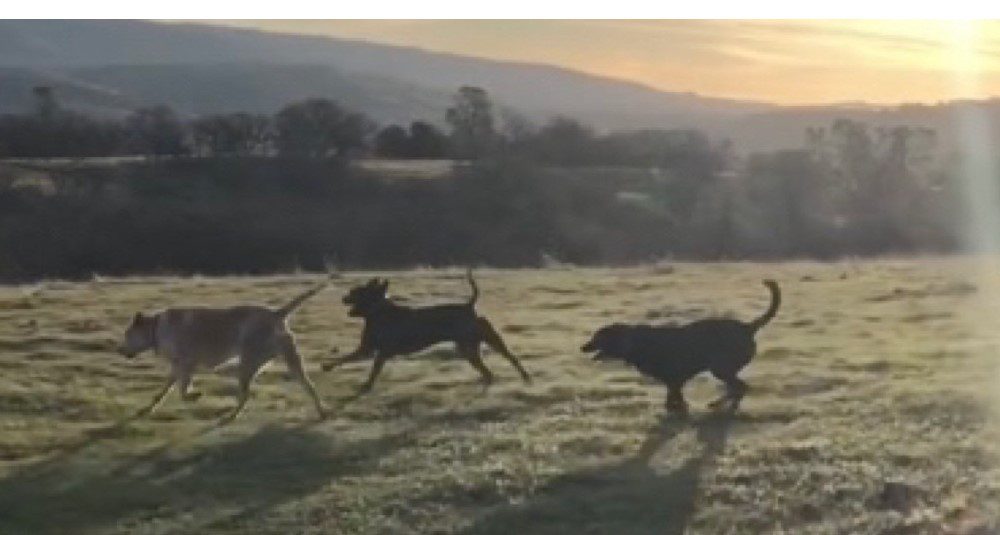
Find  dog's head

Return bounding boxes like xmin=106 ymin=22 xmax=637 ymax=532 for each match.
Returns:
xmin=581 ymin=323 xmax=631 ymax=361
xmin=117 ymin=312 xmax=157 ymax=358
xmin=342 ymin=277 xmax=390 ymax=317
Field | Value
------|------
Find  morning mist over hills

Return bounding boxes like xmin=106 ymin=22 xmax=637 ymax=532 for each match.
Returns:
xmin=0 ymin=19 xmax=996 ymax=153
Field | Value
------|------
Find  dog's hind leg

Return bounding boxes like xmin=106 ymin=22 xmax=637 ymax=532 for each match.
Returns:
xmin=279 ymin=335 xmax=328 ymax=420
xmin=220 ymin=357 xmax=266 ymax=425
xmin=665 ymin=384 xmax=689 ymax=417
xmin=135 ymin=375 xmax=176 ymax=417
xmin=220 ymin=372 xmax=252 ymax=425
xmin=727 ymin=376 xmax=749 ymax=411
xmin=458 ymin=343 xmax=494 ymax=388
xmin=709 ymin=371 xmax=748 ymax=412
xmin=177 ymin=364 xmax=201 ymax=402
xmin=476 ymin=317 xmax=531 ymax=383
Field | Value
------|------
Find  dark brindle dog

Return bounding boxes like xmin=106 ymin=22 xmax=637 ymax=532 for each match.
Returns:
xmin=322 ymin=270 xmax=531 ymax=392
xmin=581 ymin=280 xmax=780 ymax=416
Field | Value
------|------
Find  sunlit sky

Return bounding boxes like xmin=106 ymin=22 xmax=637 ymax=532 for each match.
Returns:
xmin=201 ymin=20 xmax=1000 ymax=105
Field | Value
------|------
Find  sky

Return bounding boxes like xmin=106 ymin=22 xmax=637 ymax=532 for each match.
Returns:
xmin=205 ymin=20 xmax=1000 ymax=106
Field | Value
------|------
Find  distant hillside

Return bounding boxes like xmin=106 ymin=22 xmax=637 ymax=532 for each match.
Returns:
xmin=0 ymin=64 xmax=451 ymax=124
xmin=1 ymin=20 xmax=997 ymax=153
xmin=0 ymin=20 xmax=772 ymax=130
xmin=0 ymin=67 xmax=136 ymax=117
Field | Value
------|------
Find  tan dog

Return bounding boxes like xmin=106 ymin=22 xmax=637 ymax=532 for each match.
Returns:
xmin=116 ymin=278 xmax=331 ymax=424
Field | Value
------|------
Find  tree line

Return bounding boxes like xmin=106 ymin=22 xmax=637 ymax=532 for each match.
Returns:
xmin=0 ymin=85 xmax=479 ymax=159
xmin=0 ymin=85 xmax=734 ymax=168
xmin=0 ymin=84 xmax=965 ymax=279
xmin=0 ymin=87 xmax=373 ymax=159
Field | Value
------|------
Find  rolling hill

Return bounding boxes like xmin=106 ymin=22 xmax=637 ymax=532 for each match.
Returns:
xmin=0 ymin=21 xmax=770 ymax=128
xmin=1 ymin=20 xmax=997 ymax=152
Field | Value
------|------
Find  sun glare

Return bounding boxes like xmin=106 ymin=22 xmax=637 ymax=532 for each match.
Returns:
xmin=946 ymin=20 xmax=1000 ymax=424
xmin=949 ymin=21 xmax=998 ymax=252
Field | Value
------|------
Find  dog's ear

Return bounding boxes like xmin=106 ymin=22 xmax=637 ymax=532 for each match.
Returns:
xmin=132 ymin=312 xmax=145 ymax=324
xmin=366 ymin=277 xmax=380 ymax=287
xmin=378 ymin=279 xmax=389 ymax=293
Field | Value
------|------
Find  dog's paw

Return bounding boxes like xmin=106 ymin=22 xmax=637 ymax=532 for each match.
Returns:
xmin=217 ymin=412 xmax=238 ymax=426
xmin=666 ymin=400 xmax=690 ymax=418
xmin=181 ymin=391 xmax=202 ymax=402
xmin=661 ymin=410 xmax=690 ymax=423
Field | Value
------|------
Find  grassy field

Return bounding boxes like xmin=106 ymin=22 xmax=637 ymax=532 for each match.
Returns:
xmin=0 ymin=260 xmax=998 ymax=534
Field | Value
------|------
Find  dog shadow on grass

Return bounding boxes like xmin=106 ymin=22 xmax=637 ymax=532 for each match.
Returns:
xmin=0 ymin=423 xmax=411 ymax=534
xmin=40 ymin=407 xmax=263 ymax=464
xmin=459 ymin=412 xmax=738 ymax=535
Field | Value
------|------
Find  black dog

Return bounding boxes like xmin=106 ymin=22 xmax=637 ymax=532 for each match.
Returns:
xmin=581 ymin=280 xmax=780 ymax=416
xmin=322 ymin=270 xmax=531 ymax=393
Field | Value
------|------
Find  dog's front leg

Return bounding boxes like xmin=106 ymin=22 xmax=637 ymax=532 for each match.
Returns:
xmin=358 ymin=353 xmax=388 ymax=394
xmin=135 ymin=375 xmax=176 ymax=417
xmin=322 ymin=345 xmax=372 ymax=371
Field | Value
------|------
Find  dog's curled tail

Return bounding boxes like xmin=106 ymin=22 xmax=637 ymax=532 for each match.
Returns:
xmin=277 ymin=275 xmax=334 ymax=318
xmin=748 ymin=279 xmax=781 ymax=331
xmin=466 ymin=268 xmax=479 ymax=306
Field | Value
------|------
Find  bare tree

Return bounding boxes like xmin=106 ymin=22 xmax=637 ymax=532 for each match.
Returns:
xmin=193 ymin=113 xmax=271 ymax=156
xmin=274 ymin=98 xmax=373 ymax=158
xmin=445 ymin=86 xmax=498 ymax=159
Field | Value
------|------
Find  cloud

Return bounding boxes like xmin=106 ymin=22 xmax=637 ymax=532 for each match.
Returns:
xmin=204 ymin=20 xmax=1000 ymax=104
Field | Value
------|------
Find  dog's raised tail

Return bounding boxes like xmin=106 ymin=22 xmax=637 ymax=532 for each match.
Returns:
xmin=277 ymin=275 xmax=333 ymax=318
xmin=466 ymin=268 xmax=479 ymax=306
xmin=748 ymin=279 xmax=781 ymax=331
